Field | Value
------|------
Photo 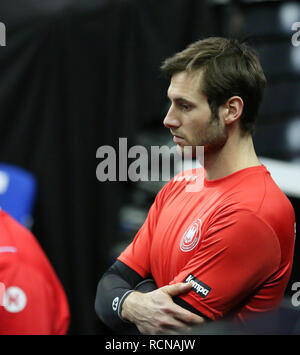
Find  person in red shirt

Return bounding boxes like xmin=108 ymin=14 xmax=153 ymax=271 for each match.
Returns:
xmin=95 ymin=37 xmax=295 ymax=335
xmin=0 ymin=210 xmax=70 ymax=334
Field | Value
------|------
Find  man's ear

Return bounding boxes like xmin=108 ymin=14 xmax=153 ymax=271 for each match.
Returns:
xmin=221 ymin=96 xmax=244 ymax=125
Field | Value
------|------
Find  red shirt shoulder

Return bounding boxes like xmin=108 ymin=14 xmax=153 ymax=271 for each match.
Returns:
xmin=0 ymin=211 xmax=70 ymax=334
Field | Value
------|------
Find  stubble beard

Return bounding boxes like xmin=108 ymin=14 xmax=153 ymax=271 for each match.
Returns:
xmin=202 ymin=116 xmax=228 ymax=154
xmin=177 ymin=114 xmax=228 ymax=158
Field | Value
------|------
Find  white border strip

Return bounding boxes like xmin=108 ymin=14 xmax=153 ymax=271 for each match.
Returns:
xmin=259 ymin=156 xmax=300 ymax=198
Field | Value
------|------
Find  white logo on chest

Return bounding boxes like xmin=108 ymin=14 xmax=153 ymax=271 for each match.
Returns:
xmin=180 ymin=219 xmax=202 ymax=252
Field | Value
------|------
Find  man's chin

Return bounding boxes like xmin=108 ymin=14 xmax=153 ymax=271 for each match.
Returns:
xmin=175 ymin=144 xmax=201 ymax=159
xmin=175 ymin=144 xmax=184 ymax=156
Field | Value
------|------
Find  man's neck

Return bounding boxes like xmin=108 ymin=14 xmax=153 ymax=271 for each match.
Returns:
xmin=204 ymin=132 xmax=261 ymax=181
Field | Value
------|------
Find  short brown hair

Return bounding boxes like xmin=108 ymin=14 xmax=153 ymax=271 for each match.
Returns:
xmin=161 ymin=37 xmax=267 ymax=135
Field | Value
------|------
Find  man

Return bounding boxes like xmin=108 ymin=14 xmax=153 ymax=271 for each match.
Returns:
xmin=95 ymin=37 xmax=295 ymax=335
xmin=0 ymin=210 xmax=70 ymax=334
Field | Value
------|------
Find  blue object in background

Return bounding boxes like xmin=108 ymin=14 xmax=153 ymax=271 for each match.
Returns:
xmin=0 ymin=163 xmax=37 ymax=228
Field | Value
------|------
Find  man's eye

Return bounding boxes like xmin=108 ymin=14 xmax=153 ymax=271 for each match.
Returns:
xmin=180 ymin=103 xmax=190 ymax=111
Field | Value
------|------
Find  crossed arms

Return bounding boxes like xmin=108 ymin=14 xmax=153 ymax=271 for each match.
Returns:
xmin=95 ymin=260 xmax=206 ymax=335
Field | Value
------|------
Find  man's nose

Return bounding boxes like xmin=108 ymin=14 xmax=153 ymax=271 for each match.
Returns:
xmin=163 ymin=106 xmax=181 ymax=129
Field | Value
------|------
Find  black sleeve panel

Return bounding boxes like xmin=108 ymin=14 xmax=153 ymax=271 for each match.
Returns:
xmin=94 ymin=260 xmax=157 ymax=332
xmin=173 ymin=296 xmax=210 ymax=320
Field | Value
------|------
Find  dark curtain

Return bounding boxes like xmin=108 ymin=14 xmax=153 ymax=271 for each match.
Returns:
xmin=0 ymin=0 xmax=214 ymax=334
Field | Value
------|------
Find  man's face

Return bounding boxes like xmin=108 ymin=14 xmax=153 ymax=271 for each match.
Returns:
xmin=164 ymin=71 xmax=228 ymax=156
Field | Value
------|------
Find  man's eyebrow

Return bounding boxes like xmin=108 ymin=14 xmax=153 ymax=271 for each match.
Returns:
xmin=167 ymin=95 xmax=196 ymax=105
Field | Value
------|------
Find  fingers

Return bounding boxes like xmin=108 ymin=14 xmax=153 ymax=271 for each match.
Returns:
xmin=161 ymin=282 xmax=192 ymax=297
xmin=141 ymin=315 xmax=192 ymax=335
xmin=171 ymin=302 xmax=205 ymax=325
xmin=125 ymin=282 xmax=205 ymax=335
xmin=160 ymin=282 xmax=205 ymax=325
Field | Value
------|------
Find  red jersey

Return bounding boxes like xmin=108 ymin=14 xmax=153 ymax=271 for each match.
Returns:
xmin=118 ymin=165 xmax=295 ymax=321
xmin=0 ymin=211 xmax=70 ymax=334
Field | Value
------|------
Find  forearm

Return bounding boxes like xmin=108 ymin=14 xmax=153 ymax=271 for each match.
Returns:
xmin=94 ymin=261 xmax=157 ymax=331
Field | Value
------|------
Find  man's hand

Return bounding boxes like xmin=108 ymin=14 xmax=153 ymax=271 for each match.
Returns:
xmin=121 ymin=282 xmax=205 ymax=335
